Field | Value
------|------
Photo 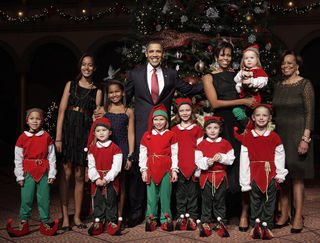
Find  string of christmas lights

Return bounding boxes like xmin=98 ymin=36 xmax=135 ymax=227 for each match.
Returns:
xmin=0 ymin=3 xmax=131 ymax=24
xmin=270 ymin=2 xmax=320 ymax=15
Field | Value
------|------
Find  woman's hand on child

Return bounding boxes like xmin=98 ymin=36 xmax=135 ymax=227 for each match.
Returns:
xmin=141 ymin=171 xmax=148 ymax=182
xmin=171 ymin=171 xmax=178 ymax=183
xmin=243 ymin=96 xmax=256 ymax=108
xmin=47 ymin=178 xmax=55 ymax=184
xmin=18 ymin=180 xmax=24 ymax=187
xmin=298 ymin=140 xmax=309 ymax=155
xmin=124 ymin=160 xmax=132 ymax=170
xmin=93 ymin=106 xmax=106 ymax=120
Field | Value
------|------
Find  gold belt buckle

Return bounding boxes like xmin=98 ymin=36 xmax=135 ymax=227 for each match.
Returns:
xmin=73 ymin=106 xmax=80 ymax=112
xmin=36 ymin=159 xmax=43 ymax=166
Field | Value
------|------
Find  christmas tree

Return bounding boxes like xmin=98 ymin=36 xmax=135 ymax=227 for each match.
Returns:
xmin=120 ymin=0 xmax=283 ymax=116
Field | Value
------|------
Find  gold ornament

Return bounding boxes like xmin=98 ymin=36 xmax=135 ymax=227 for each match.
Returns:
xmin=194 ymin=60 xmax=205 ymax=73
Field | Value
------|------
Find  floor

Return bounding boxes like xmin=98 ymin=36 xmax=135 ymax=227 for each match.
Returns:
xmin=0 ymin=167 xmax=320 ymax=243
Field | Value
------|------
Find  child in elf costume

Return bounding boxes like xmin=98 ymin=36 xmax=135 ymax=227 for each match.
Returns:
xmin=87 ymin=117 xmax=123 ymax=236
xmin=171 ymin=98 xmax=203 ymax=230
xmin=139 ymin=104 xmax=178 ymax=232
xmin=239 ymin=104 xmax=288 ymax=240
xmin=7 ymin=108 xmax=58 ymax=237
xmin=233 ymin=44 xmax=268 ymax=129
xmin=195 ymin=116 xmax=235 ymax=237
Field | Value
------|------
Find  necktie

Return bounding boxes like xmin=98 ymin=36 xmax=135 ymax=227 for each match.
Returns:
xmin=151 ymin=68 xmax=159 ymax=103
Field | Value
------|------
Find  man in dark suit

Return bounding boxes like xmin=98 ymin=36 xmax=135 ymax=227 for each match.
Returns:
xmin=125 ymin=40 xmax=203 ymax=227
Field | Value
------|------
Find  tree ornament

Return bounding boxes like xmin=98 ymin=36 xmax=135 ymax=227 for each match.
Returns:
xmin=248 ymin=34 xmax=256 ymax=43
xmin=207 ymin=45 xmax=213 ymax=53
xmin=175 ymin=51 xmax=182 ymax=59
xmin=183 ymin=76 xmax=198 ymax=85
xmin=194 ymin=60 xmax=205 ymax=73
xmin=206 ymin=7 xmax=219 ymax=18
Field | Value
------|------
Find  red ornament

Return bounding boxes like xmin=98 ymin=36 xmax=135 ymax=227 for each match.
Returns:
xmin=207 ymin=45 xmax=213 ymax=53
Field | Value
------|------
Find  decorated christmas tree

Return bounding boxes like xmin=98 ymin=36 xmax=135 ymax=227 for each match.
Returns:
xmin=120 ymin=0 xmax=283 ymax=116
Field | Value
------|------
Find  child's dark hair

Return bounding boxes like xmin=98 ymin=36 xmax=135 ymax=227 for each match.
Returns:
xmin=104 ymin=79 xmax=126 ymax=110
xmin=75 ymin=53 xmax=96 ymax=82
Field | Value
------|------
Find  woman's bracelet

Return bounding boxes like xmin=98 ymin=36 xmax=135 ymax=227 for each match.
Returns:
xmin=55 ymin=140 xmax=62 ymax=142
xmin=301 ymin=136 xmax=311 ymax=144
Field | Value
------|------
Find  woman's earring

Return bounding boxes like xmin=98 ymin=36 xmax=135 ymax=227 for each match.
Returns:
xmin=296 ymin=69 xmax=300 ymax=75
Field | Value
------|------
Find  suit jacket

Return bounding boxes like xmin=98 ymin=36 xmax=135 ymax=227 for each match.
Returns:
xmin=126 ymin=65 xmax=203 ymax=151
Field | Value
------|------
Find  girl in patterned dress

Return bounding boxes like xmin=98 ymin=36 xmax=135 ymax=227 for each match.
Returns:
xmin=104 ymin=80 xmax=134 ymax=225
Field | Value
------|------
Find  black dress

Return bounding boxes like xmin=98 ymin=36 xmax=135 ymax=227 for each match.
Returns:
xmin=210 ymin=71 xmax=241 ymax=193
xmin=104 ymin=112 xmax=129 ymax=167
xmin=62 ymin=81 xmax=98 ymax=166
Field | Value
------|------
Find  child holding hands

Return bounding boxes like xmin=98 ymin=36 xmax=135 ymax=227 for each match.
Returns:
xmin=7 ymin=108 xmax=58 ymax=237
xmin=239 ymin=104 xmax=288 ymax=240
xmin=195 ymin=116 xmax=235 ymax=237
xmin=139 ymin=104 xmax=178 ymax=232
xmin=87 ymin=117 xmax=123 ymax=236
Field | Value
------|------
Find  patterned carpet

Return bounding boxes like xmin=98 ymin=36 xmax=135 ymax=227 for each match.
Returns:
xmin=0 ymin=167 xmax=319 ymax=243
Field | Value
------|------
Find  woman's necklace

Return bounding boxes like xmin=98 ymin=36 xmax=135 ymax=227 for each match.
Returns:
xmin=74 ymin=81 xmax=94 ymax=100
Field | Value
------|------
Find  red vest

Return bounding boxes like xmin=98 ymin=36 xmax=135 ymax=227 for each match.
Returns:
xmin=141 ymin=130 xmax=177 ymax=185
xmin=197 ymin=138 xmax=232 ymax=189
xmin=242 ymin=131 xmax=281 ymax=193
xmin=89 ymin=143 xmax=121 ymax=196
xmin=16 ymin=132 xmax=52 ymax=182
xmin=172 ymin=124 xmax=203 ymax=179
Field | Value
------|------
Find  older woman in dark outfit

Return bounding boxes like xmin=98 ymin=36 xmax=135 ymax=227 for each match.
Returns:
xmin=272 ymin=51 xmax=314 ymax=233
xmin=202 ymin=42 xmax=256 ymax=230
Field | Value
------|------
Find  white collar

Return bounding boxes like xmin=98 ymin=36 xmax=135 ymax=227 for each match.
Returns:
xmin=251 ymin=129 xmax=271 ymax=137
xmin=96 ymin=140 xmax=112 ymax=148
xmin=147 ymin=63 xmax=161 ymax=73
xmin=206 ymin=137 xmax=222 ymax=143
xmin=152 ymin=129 xmax=168 ymax=135
xmin=24 ymin=130 xmax=45 ymax=137
xmin=177 ymin=123 xmax=196 ymax=131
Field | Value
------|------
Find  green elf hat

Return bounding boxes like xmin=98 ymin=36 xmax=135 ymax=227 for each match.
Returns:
xmin=243 ymin=44 xmax=260 ymax=56
xmin=147 ymin=104 xmax=168 ymax=138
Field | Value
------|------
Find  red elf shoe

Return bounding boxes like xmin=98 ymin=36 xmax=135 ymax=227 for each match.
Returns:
xmin=7 ymin=218 xmax=29 ymax=237
xmin=175 ymin=214 xmax=187 ymax=230
xmin=261 ymin=222 xmax=273 ymax=240
xmin=106 ymin=217 xmax=122 ymax=236
xmin=161 ymin=213 xmax=174 ymax=232
xmin=250 ymin=218 xmax=263 ymax=239
xmin=185 ymin=213 xmax=197 ymax=231
xmin=196 ymin=219 xmax=211 ymax=237
xmin=88 ymin=218 xmax=103 ymax=236
xmin=145 ymin=214 xmax=157 ymax=232
xmin=39 ymin=219 xmax=59 ymax=236
xmin=214 ymin=217 xmax=230 ymax=237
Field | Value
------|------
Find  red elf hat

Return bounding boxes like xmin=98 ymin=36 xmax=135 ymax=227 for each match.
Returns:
xmin=204 ymin=116 xmax=224 ymax=128
xmin=244 ymin=44 xmax=259 ymax=55
xmin=175 ymin=97 xmax=192 ymax=108
xmin=86 ymin=117 xmax=112 ymax=150
xmin=147 ymin=104 xmax=168 ymax=136
xmin=252 ymin=103 xmax=272 ymax=114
